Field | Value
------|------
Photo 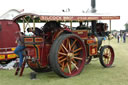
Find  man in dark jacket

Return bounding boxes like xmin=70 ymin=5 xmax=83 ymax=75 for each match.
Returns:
xmin=27 ymin=27 xmax=43 ymax=36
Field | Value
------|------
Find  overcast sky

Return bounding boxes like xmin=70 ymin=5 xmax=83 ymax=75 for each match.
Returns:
xmin=0 ymin=0 xmax=127 ymax=31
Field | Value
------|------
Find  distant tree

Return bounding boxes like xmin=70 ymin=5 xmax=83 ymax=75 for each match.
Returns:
xmin=125 ymin=23 xmax=128 ymax=31
xmin=111 ymin=30 xmax=117 ymax=33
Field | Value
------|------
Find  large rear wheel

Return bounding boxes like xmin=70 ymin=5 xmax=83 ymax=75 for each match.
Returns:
xmin=99 ymin=45 xmax=114 ymax=67
xmin=49 ymin=34 xmax=87 ymax=78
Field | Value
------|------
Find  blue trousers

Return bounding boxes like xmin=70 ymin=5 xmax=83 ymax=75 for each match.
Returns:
xmin=14 ymin=45 xmax=25 ymax=67
xmin=123 ymin=37 xmax=126 ymax=43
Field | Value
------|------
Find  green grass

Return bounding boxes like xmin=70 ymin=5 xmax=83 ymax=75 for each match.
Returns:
xmin=0 ymin=38 xmax=128 ymax=85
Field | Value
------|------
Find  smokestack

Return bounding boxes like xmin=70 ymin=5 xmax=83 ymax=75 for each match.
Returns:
xmin=91 ymin=0 xmax=96 ymax=13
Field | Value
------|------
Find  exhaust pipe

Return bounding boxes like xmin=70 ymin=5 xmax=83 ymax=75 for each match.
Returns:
xmin=91 ymin=0 xmax=96 ymax=13
xmin=91 ymin=0 xmax=97 ymax=36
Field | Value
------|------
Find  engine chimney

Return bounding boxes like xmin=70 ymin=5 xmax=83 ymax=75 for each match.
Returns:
xmin=91 ymin=0 xmax=96 ymax=13
xmin=91 ymin=0 xmax=97 ymax=36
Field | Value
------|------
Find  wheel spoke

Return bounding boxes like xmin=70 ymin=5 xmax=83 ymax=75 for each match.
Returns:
xmin=108 ymin=50 xmax=111 ymax=58
xmin=71 ymin=61 xmax=79 ymax=70
xmin=108 ymin=56 xmax=111 ymax=63
xmin=66 ymin=39 xmax=70 ymax=49
xmin=107 ymin=58 xmax=109 ymax=64
xmin=60 ymin=45 xmax=65 ymax=52
xmin=73 ymin=57 xmax=82 ymax=60
xmin=103 ymin=56 xmax=106 ymax=63
xmin=69 ymin=61 xmax=72 ymax=73
xmin=105 ymin=58 xmax=108 ymax=64
xmin=106 ymin=48 xmax=109 ymax=55
xmin=58 ymin=52 xmax=67 ymax=56
xmin=67 ymin=63 xmax=71 ymax=74
xmin=104 ymin=58 xmax=106 ymax=64
xmin=72 ymin=44 xmax=77 ymax=51
xmin=73 ymin=47 xmax=82 ymax=53
xmin=107 ymin=58 xmax=110 ymax=64
xmin=62 ymin=44 xmax=69 ymax=53
xmin=61 ymin=62 xmax=68 ymax=71
xmin=71 ymin=40 xmax=77 ymax=49
xmin=58 ymin=57 xmax=67 ymax=63
xmin=69 ymin=40 xmax=71 ymax=51
xmin=72 ymin=58 xmax=77 ymax=64
xmin=109 ymin=51 xmax=111 ymax=59
xmin=104 ymin=49 xmax=107 ymax=54
xmin=104 ymin=49 xmax=110 ymax=64
xmin=58 ymin=56 xmax=65 ymax=60
xmin=61 ymin=62 xmax=65 ymax=71
xmin=74 ymin=52 xmax=80 ymax=56
xmin=108 ymin=50 xmax=111 ymax=64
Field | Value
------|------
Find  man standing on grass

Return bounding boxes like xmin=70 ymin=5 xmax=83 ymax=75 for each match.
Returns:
xmin=123 ymin=32 xmax=126 ymax=43
xmin=117 ymin=34 xmax=120 ymax=43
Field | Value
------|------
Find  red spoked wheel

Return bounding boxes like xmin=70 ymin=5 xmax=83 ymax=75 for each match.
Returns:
xmin=99 ymin=45 xmax=114 ymax=67
xmin=49 ymin=34 xmax=87 ymax=78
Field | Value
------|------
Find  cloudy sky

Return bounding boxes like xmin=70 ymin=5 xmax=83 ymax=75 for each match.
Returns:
xmin=0 ymin=0 xmax=127 ymax=31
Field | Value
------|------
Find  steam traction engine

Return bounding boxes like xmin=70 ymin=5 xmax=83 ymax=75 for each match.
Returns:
xmin=13 ymin=13 xmax=120 ymax=77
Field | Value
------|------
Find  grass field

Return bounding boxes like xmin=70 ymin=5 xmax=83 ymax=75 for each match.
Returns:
xmin=0 ymin=38 xmax=128 ymax=85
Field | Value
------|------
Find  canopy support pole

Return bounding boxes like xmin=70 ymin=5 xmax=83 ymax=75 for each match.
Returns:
xmin=70 ymin=21 xmax=72 ymax=28
xmin=109 ymin=20 xmax=111 ymax=32
xmin=23 ymin=19 xmax=25 ymax=33
xmin=33 ymin=19 xmax=35 ymax=31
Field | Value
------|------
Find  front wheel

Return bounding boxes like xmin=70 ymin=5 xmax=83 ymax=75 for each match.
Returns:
xmin=99 ymin=45 xmax=115 ymax=67
xmin=49 ymin=34 xmax=87 ymax=78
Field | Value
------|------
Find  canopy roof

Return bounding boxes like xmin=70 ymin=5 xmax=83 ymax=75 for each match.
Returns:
xmin=13 ymin=12 xmax=120 ymax=22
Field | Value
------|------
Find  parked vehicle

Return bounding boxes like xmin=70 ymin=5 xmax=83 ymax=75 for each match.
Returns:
xmin=0 ymin=20 xmax=20 ymax=63
xmin=0 ymin=9 xmax=23 ymax=63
